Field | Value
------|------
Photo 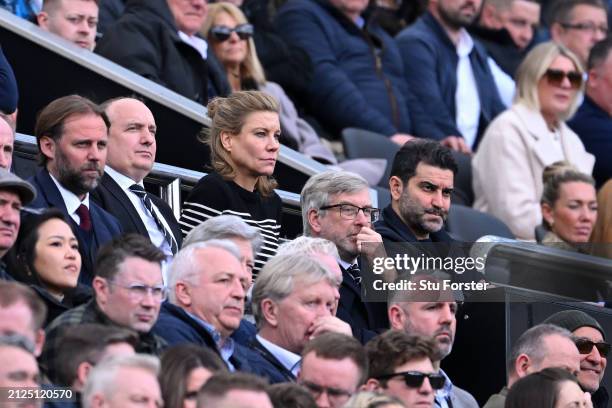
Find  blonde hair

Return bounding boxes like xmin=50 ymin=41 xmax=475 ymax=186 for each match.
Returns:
xmin=590 ymin=180 xmax=612 ymax=256
xmin=201 ymin=91 xmax=280 ymax=196
xmin=201 ymin=2 xmax=267 ymax=86
xmin=514 ymin=41 xmax=585 ymax=121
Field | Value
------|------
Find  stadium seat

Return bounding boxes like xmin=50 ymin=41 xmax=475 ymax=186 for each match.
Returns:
xmin=446 ymin=204 xmax=514 ymax=241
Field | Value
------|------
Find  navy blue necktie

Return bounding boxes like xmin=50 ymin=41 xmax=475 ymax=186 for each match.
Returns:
xmin=129 ymin=184 xmax=178 ymax=254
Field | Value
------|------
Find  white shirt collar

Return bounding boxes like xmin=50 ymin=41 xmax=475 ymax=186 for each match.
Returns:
xmin=178 ymin=31 xmax=208 ymax=60
xmin=48 ymin=172 xmax=89 ymax=214
xmin=256 ymin=334 xmax=301 ymax=376
xmin=456 ymin=28 xmax=474 ymax=57
xmin=105 ymin=166 xmax=141 ymax=190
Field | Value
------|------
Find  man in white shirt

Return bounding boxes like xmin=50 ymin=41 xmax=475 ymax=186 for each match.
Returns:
xmin=92 ymin=97 xmax=181 ymax=267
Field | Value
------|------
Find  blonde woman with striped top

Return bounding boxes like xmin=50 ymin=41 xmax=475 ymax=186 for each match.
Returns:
xmin=179 ymin=91 xmax=282 ymax=277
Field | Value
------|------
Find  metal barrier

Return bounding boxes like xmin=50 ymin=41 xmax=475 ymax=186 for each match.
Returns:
xmin=14 ymin=134 xmax=303 ymax=237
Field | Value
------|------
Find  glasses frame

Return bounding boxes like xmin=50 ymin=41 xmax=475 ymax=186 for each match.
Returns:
xmin=575 ymin=338 xmax=612 ymax=358
xmin=209 ymin=24 xmax=254 ymax=42
xmin=109 ymin=281 xmax=168 ymax=302
xmin=561 ymin=22 xmax=608 ymax=35
xmin=319 ymin=203 xmax=381 ymax=223
xmin=543 ymin=69 xmax=583 ymax=90
xmin=376 ymin=371 xmax=446 ymax=390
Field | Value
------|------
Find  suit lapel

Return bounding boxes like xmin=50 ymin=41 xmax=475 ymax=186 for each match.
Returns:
xmin=101 ymin=174 xmax=149 ymax=236
xmin=250 ymin=338 xmax=296 ymax=382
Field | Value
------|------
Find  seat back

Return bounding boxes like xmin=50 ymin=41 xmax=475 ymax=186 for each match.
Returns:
xmin=446 ymin=205 xmax=514 ymax=241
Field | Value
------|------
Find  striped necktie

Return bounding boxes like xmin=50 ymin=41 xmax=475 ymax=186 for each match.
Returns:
xmin=129 ymin=184 xmax=178 ymax=254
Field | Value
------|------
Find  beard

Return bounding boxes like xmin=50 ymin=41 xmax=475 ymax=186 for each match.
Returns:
xmin=398 ymin=190 xmax=447 ymax=237
xmin=55 ymin=149 xmax=103 ymax=196
xmin=437 ymin=0 xmax=480 ymax=29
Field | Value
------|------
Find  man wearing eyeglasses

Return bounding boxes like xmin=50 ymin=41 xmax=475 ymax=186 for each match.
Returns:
xmin=301 ymin=170 xmax=388 ymax=343
xmin=40 ymin=234 xmax=168 ymax=383
xmin=550 ymin=0 xmax=608 ymax=67
xmin=544 ymin=309 xmax=610 ymax=408
xmin=483 ymin=324 xmax=581 ymax=408
xmin=298 ymin=332 xmax=367 ymax=408
xmin=365 ymin=331 xmax=443 ymax=408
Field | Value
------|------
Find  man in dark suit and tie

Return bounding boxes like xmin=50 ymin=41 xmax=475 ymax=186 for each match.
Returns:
xmin=301 ymin=170 xmax=388 ymax=343
xmin=91 ymin=97 xmax=181 ymax=268
xmin=29 ymin=95 xmax=122 ymax=285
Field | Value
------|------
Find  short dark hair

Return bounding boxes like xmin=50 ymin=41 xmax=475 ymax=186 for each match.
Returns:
xmin=506 ymin=367 xmax=579 ymax=408
xmin=34 ymin=95 xmax=109 ymax=166
xmin=366 ymin=331 xmax=437 ymax=386
xmin=197 ymin=372 xmax=269 ymax=407
xmin=268 ymin=383 xmax=317 ymax=408
xmin=52 ymin=324 xmax=138 ymax=387
xmin=9 ymin=209 xmax=77 ymax=288
xmin=94 ymin=234 xmax=166 ymax=281
xmin=588 ymin=37 xmax=612 ymax=70
xmin=302 ymin=332 xmax=368 ymax=385
xmin=550 ymin=0 xmax=607 ymax=25
xmin=160 ymin=344 xmax=227 ymax=408
xmin=0 ymin=281 xmax=47 ymax=330
xmin=389 ymin=139 xmax=458 ymax=184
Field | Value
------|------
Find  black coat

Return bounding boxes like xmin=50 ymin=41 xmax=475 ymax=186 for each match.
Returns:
xmin=91 ymin=173 xmax=182 ymax=249
xmin=95 ymin=0 xmax=230 ymax=104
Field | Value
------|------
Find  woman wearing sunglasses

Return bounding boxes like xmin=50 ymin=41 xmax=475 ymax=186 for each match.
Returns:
xmin=200 ymin=2 xmax=387 ymax=187
xmin=179 ymin=90 xmax=282 ymax=277
xmin=7 ymin=209 xmax=91 ymax=326
xmin=473 ymin=41 xmax=594 ymax=241
xmin=538 ymin=161 xmax=597 ymax=251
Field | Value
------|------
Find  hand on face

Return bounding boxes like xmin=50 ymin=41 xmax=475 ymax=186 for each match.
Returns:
xmin=309 ymin=316 xmax=353 ymax=339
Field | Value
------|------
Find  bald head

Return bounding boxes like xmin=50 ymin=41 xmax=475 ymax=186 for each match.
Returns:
xmin=103 ymin=98 xmax=157 ymax=183
xmin=0 ymin=117 xmax=14 ymax=170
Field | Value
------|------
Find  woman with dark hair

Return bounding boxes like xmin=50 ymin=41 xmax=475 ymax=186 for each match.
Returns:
xmin=179 ymin=90 xmax=282 ymax=277
xmin=160 ymin=344 xmax=227 ymax=408
xmin=538 ymin=161 xmax=598 ymax=250
xmin=9 ymin=208 xmax=91 ymax=325
xmin=505 ymin=367 xmax=591 ymax=408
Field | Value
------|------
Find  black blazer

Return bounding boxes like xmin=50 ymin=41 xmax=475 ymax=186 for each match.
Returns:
xmin=91 ymin=173 xmax=182 ymax=249
xmin=28 ymin=169 xmax=123 ymax=285
xmin=337 ymin=264 xmax=388 ymax=344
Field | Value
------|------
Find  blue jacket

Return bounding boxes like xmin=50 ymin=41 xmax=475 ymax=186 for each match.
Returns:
xmin=274 ymin=0 xmax=433 ymax=137
xmin=28 ymin=169 xmax=122 ymax=286
xmin=152 ymin=302 xmax=256 ymax=372
xmin=396 ymin=12 xmax=505 ymax=142
xmin=0 ymin=46 xmax=18 ymax=114
xmin=567 ymin=96 xmax=612 ymax=189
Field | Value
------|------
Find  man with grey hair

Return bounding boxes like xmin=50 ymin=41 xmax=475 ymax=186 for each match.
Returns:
xmin=483 ymin=323 xmax=581 ymax=408
xmin=277 ymin=236 xmax=342 ymax=312
xmin=81 ymin=354 xmax=162 ymax=408
xmin=249 ymin=252 xmax=352 ymax=384
xmin=152 ymin=240 xmax=256 ymax=372
xmin=183 ymin=214 xmax=263 ymax=280
xmin=301 ymin=170 xmax=387 ymax=343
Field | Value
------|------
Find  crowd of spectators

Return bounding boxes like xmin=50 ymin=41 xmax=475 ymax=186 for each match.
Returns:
xmin=0 ymin=0 xmax=612 ymax=407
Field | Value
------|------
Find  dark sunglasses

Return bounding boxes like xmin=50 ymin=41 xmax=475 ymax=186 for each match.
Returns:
xmin=209 ymin=24 xmax=254 ymax=42
xmin=544 ymin=69 xmax=583 ymax=89
xmin=377 ymin=371 xmax=446 ymax=390
xmin=575 ymin=339 xmax=612 ymax=357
